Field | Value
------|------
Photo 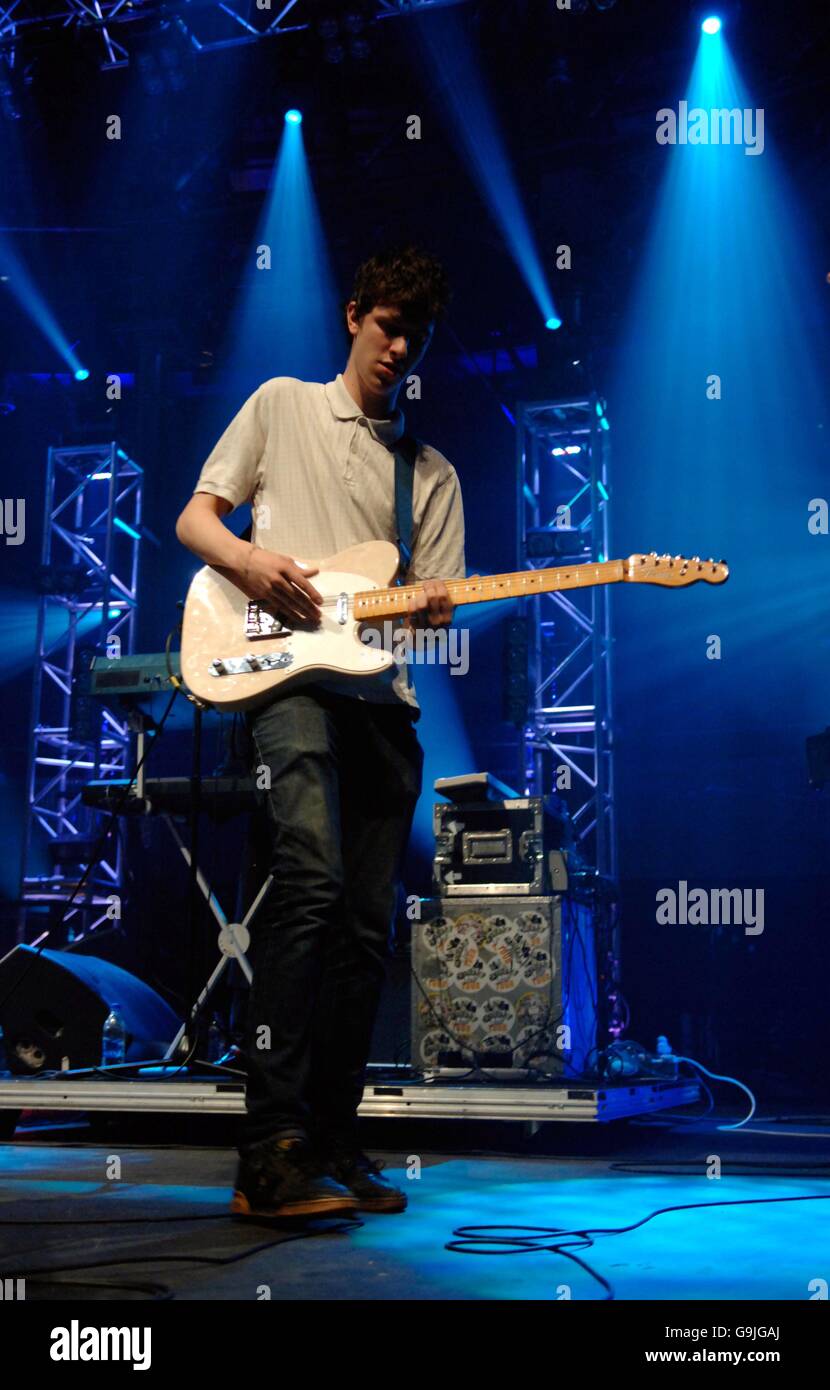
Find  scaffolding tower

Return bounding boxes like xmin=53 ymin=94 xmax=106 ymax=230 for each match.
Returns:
xmin=515 ymin=394 xmax=617 ymax=878
xmin=18 ymin=442 xmax=143 ymax=941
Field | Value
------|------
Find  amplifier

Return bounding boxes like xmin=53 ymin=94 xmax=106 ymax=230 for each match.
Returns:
xmin=432 ymin=795 xmax=573 ymax=896
xmin=411 ymin=895 xmax=597 ymax=1077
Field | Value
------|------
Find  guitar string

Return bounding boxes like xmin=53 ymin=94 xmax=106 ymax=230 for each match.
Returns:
xmin=313 ymin=576 xmax=569 ymax=614
xmin=313 ymin=564 xmax=622 ymax=611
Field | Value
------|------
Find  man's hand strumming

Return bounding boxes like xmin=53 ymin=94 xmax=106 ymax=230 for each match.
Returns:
xmin=240 ymin=548 xmax=323 ymax=626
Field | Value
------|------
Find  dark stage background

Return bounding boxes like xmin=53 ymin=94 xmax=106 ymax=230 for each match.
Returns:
xmin=1 ymin=0 xmax=828 ymax=1100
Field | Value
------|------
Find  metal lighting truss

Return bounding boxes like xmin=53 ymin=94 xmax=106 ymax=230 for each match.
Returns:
xmin=515 ymin=394 xmax=616 ymax=878
xmin=18 ymin=442 xmax=142 ymax=939
xmin=0 ymin=1 xmax=472 ymax=69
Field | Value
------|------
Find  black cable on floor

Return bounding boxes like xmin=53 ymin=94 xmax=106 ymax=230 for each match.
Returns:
xmin=447 ymin=1192 xmax=830 ymax=1300
xmin=23 ymin=1277 xmax=175 ymax=1300
xmin=0 ymin=1212 xmax=231 ymax=1226
xmin=6 ymin=1216 xmax=363 ymax=1298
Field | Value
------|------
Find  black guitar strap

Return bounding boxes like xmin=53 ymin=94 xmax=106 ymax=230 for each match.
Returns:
xmin=393 ymin=432 xmax=418 ymax=581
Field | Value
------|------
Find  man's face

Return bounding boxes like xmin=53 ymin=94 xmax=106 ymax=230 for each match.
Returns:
xmin=346 ymin=301 xmax=434 ymax=399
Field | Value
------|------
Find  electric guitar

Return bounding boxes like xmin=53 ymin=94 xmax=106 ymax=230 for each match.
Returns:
xmin=180 ymin=540 xmax=729 ymax=712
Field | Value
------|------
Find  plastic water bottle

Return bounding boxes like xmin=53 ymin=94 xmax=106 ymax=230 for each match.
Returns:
xmin=102 ymin=1005 xmax=127 ymax=1067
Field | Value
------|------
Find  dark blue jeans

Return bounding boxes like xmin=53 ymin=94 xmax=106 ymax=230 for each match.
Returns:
xmin=240 ymin=687 xmax=423 ymax=1150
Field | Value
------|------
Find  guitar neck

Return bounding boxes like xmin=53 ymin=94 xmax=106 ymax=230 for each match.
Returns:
xmin=353 ymin=558 xmax=626 ymax=619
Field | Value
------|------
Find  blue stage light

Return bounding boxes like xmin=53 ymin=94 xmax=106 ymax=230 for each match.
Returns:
xmin=74 ymin=368 xmax=90 ymax=381
xmin=702 ymin=16 xmax=722 ymax=34
xmin=545 ymin=316 xmax=562 ymax=331
xmin=285 ymin=109 xmax=302 ymax=125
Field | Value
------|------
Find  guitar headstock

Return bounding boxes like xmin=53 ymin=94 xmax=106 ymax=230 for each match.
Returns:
xmin=625 ymin=553 xmax=729 ymax=586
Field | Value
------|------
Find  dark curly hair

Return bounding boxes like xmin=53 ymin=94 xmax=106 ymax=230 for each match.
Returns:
xmin=346 ymin=244 xmax=451 ymax=339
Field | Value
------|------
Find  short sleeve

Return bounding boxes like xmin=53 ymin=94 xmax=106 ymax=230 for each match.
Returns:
xmin=408 ymin=464 xmax=466 ymax=583
xmin=192 ymin=384 xmax=267 ymax=511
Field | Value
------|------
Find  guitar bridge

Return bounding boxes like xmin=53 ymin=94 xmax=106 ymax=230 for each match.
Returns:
xmin=210 ymin=652 xmax=294 ymax=677
xmin=244 ymin=602 xmax=292 ymax=639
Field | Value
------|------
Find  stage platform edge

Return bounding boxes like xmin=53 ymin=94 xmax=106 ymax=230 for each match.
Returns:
xmin=0 ymin=1068 xmax=700 ymax=1125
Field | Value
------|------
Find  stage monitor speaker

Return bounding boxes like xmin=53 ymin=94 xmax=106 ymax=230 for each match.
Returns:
xmin=0 ymin=946 xmax=180 ymax=1075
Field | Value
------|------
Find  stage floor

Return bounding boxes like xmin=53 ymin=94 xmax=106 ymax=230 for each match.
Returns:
xmin=1 ymin=1112 xmax=827 ymax=1301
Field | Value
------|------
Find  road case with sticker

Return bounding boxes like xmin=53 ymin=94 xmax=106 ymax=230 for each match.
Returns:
xmin=432 ymin=795 xmax=574 ymax=896
xmin=411 ymin=895 xmax=596 ymax=1078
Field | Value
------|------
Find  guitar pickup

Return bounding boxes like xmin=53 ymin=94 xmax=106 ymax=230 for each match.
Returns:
xmin=210 ymin=652 xmax=294 ymax=677
xmin=244 ymin=603 xmax=292 ymax=639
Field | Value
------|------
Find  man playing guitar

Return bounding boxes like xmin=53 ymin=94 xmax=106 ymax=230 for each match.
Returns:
xmin=176 ymin=246 xmax=466 ymax=1218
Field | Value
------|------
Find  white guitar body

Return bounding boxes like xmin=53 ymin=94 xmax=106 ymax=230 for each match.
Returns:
xmin=181 ymin=540 xmax=401 ymax=712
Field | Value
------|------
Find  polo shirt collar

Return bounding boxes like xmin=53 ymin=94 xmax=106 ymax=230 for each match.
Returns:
xmin=324 ymin=373 xmax=406 ymax=446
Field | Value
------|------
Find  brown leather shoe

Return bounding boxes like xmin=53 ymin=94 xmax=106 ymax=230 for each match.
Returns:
xmin=322 ymin=1147 xmax=408 ymax=1214
xmin=231 ymin=1137 xmax=358 ymax=1219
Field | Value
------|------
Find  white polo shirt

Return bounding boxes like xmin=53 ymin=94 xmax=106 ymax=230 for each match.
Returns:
xmin=192 ymin=373 xmax=467 ymax=712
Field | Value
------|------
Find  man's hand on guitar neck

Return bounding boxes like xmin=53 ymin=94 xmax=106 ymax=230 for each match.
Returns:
xmin=404 ymin=578 xmax=455 ymax=631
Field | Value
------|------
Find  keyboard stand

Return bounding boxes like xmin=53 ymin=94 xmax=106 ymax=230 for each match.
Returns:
xmin=161 ymin=813 xmax=270 ymax=1062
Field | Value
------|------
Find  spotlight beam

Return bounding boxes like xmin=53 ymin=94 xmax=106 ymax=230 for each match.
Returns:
xmin=0 ymin=241 xmax=85 ymax=377
xmin=413 ymin=9 xmax=560 ymax=332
